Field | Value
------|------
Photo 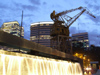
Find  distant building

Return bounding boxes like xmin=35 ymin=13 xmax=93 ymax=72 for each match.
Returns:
xmin=72 ymin=32 xmax=89 ymax=50
xmin=30 ymin=21 xmax=53 ymax=47
xmin=1 ymin=21 xmax=24 ymax=38
xmin=0 ymin=21 xmax=26 ymax=53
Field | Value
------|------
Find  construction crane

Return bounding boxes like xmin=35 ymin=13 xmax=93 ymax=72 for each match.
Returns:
xmin=50 ymin=6 xmax=95 ymax=54
xmin=50 ymin=6 xmax=95 ymax=36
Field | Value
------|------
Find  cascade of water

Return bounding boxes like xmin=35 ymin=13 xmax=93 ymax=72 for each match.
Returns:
xmin=0 ymin=51 xmax=83 ymax=75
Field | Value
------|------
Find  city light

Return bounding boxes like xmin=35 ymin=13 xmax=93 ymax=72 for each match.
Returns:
xmin=75 ymin=53 xmax=78 ymax=56
xmin=88 ymin=59 xmax=90 ymax=61
xmin=86 ymin=67 xmax=92 ymax=71
xmin=83 ymin=57 xmax=86 ymax=60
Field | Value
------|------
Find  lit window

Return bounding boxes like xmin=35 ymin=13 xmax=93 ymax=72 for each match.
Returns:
xmin=39 ymin=35 xmax=51 ymax=39
xmin=92 ymin=64 xmax=96 ymax=69
xmin=79 ymin=40 xmax=83 ymax=42
xmin=84 ymin=39 xmax=88 ymax=42
xmin=40 ymin=24 xmax=44 ymax=26
xmin=31 ymin=36 xmax=37 ymax=40
xmin=46 ymin=24 xmax=49 ymax=26
xmin=87 ymin=45 xmax=89 ymax=47
xmin=31 ymin=25 xmax=37 ymax=27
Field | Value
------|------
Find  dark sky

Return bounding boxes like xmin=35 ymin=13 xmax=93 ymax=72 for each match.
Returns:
xmin=0 ymin=0 xmax=100 ymax=46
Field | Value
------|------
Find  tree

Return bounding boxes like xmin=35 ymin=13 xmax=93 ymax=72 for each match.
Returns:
xmin=72 ymin=42 xmax=85 ymax=54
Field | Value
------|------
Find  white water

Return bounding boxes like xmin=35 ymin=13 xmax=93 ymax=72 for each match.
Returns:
xmin=0 ymin=53 xmax=83 ymax=75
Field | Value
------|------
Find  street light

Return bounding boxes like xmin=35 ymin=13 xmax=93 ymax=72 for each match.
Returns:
xmin=88 ymin=59 xmax=90 ymax=61
xmin=75 ymin=53 xmax=78 ymax=56
xmin=83 ymin=57 xmax=86 ymax=60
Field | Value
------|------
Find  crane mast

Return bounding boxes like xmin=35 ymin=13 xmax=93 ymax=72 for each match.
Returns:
xmin=50 ymin=6 xmax=95 ymax=54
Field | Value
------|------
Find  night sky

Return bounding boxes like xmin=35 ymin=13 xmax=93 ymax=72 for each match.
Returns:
xmin=0 ymin=0 xmax=100 ymax=46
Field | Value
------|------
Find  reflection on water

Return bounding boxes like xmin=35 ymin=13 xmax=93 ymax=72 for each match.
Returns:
xmin=0 ymin=50 xmax=83 ymax=75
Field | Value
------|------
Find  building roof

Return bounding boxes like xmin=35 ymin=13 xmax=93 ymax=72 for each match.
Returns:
xmin=72 ymin=32 xmax=88 ymax=36
xmin=90 ymin=61 xmax=99 ymax=64
xmin=3 ymin=21 xmax=19 ymax=25
xmin=31 ymin=21 xmax=54 ymax=26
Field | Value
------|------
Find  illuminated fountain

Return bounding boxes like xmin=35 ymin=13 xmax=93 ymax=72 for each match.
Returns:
xmin=0 ymin=50 xmax=82 ymax=75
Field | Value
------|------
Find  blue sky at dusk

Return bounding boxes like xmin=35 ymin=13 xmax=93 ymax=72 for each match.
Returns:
xmin=0 ymin=0 xmax=100 ymax=46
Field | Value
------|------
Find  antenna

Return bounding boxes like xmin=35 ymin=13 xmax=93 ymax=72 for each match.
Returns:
xmin=19 ymin=11 xmax=23 ymax=53
xmin=20 ymin=11 xmax=23 ymax=37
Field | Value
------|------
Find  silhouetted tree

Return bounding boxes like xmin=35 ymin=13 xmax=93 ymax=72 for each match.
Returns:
xmin=72 ymin=42 xmax=85 ymax=54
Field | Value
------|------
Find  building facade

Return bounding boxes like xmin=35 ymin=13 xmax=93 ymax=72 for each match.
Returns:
xmin=1 ymin=21 xmax=24 ymax=38
xmin=72 ymin=32 xmax=89 ymax=50
xmin=30 ymin=22 xmax=53 ymax=47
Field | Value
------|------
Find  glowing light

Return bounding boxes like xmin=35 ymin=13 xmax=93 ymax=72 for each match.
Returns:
xmin=89 ymin=71 xmax=91 ymax=74
xmin=85 ymin=67 xmax=92 ymax=71
xmin=84 ymin=71 xmax=87 ymax=75
xmin=88 ymin=59 xmax=90 ymax=61
xmin=75 ymin=53 xmax=78 ymax=56
xmin=0 ymin=50 xmax=83 ymax=75
xmin=79 ymin=55 xmax=83 ymax=59
xmin=83 ymin=57 xmax=86 ymax=60
xmin=31 ymin=22 xmax=54 ymax=26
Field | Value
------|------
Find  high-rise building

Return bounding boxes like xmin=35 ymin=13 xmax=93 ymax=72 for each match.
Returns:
xmin=30 ymin=22 xmax=53 ymax=47
xmin=72 ymin=32 xmax=89 ymax=50
xmin=1 ymin=21 xmax=24 ymax=38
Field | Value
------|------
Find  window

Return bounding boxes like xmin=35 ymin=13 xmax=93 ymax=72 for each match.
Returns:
xmin=46 ymin=24 xmax=49 ymax=26
xmin=92 ymin=64 xmax=97 ymax=69
xmin=40 ymin=35 xmax=51 ymax=39
xmin=84 ymin=39 xmax=89 ymax=42
xmin=79 ymin=40 xmax=83 ymax=42
xmin=87 ymin=45 xmax=89 ymax=47
xmin=40 ymin=24 xmax=44 ymax=26
xmin=31 ymin=25 xmax=37 ymax=27
xmin=31 ymin=36 xmax=37 ymax=40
